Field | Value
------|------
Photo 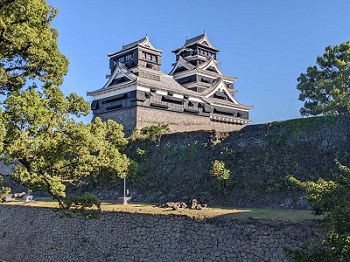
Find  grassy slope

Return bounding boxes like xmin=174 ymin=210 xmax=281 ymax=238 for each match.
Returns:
xmin=1 ymin=200 xmax=317 ymax=222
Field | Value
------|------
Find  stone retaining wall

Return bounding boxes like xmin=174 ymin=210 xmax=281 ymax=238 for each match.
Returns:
xmin=125 ymin=115 xmax=350 ymax=208
xmin=0 ymin=206 xmax=322 ymax=262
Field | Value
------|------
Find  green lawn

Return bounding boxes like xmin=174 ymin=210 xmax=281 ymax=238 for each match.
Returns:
xmin=1 ymin=199 xmax=318 ymax=222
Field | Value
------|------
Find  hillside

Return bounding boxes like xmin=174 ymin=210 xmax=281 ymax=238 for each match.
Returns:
xmin=119 ymin=115 xmax=350 ymax=208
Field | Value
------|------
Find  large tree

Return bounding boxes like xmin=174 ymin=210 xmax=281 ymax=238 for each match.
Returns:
xmin=2 ymin=87 xmax=130 ymax=207
xmin=287 ymin=162 xmax=350 ymax=261
xmin=0 ymin=0 xmax=131 ymax=208
xmin=0 ymin=0 xmax=68 ymax=93
xmin=297 ymin=41 xmax=350 ymax=116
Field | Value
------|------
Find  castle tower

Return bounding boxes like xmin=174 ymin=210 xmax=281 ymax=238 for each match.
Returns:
xmin=170 ymin=33 xmax=235 ymax=94
xmin=87 ymin=34 xmax=252 ymax=134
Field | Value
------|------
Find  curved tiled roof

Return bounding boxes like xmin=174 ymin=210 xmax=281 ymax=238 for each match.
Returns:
xmin=185 ymin=33 xmax=206 ymax=46
xmin=137 ymin=74 xmax=201 ymax=97
xmin=173 ymin=33 xmax=219 ymax=52
xmin=108 ymin=36 xmax=162 ymax=57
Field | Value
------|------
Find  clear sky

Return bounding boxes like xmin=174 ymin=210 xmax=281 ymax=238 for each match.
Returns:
xmin=48 ymin=0 xmax=350 ymax=124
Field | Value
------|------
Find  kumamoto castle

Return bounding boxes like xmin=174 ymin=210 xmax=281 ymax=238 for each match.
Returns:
xmin=87 ymin=33 xmax=252 ymax=133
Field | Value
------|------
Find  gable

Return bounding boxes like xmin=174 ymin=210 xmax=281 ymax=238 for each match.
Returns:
xmin=206 ymin=65 xmax=220 ymax=74
xmin=139 ymin=36 xmax=155 ymax=50
xmin=200 ymin=58 xmax=222 ymax=75
xmin=201 ymin=40 xmax=210 ymax=47
xmin=211 ymin=91 xmax=230 ymax=100
xmin=198 ymin=34 xmax=214 ymax=49
xmin=205 ymin=80 xmax=239 ymax=104
xmin=103 ymin=63 xmax=136 ymax=89
xmin=169 ymin=57 xmax=195 ymax=75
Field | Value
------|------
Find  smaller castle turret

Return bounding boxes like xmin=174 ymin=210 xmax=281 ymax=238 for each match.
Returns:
xmin=108 ymin=36 xmax=162 ymax=74
xmin=170 ymin=33 xmax=236 ymax=94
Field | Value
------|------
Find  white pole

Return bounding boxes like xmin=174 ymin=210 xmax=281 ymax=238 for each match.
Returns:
xmin=123 ymin=177 xmax=127 ymax=205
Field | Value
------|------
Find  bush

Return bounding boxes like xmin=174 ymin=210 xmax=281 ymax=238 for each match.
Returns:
xmin=0 ymin=176 xmax=11 ymax=202
xmin=210 ymin=160 xmax=231 ymax=182
xmin=286 ymin=161 xmax=350 ymax=261
xmin=131 ymin=124 xmax=170 ymax=144
xmin=63 ymin=193 xmax=101 ymax=219
xmin=0 ymin=187 xmax=11 ymax=203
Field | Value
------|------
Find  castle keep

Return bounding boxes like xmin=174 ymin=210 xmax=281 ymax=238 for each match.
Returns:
xmin=87 ymin=33 xmax=252 ymax=133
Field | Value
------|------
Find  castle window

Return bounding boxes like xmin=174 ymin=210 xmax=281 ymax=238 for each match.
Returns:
xmin=207 ymin=66 xmax=218 ymax=73
xmin=177 ymin=75 xmax=196 ymax=84
xmin=213 ymin=91 xmax=228 ymax=100
xmin=201 ymin=78 xmax=209 ymax=84
xmin=144 ymin=52 xmax=157 ymax=63
xmin=161 ymin=95 xmax=183 ymax=105
xmin=125 ymin=53 xmax=133 ymax=62
xmin=106 ymin=104 xmax=123 ymax=111
xmin=146 ymin=63 xmax=153 ymax=69
xmin=91 ymin=100 xmax=99 ymax=110
xmin=102 ymin=93 xmax=127 ymax=104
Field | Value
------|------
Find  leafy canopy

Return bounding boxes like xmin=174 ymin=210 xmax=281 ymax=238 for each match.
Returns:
xmin=0 ymin=0 xmax=131 ymax=209
xmin=297 ymin=41 xmax=350 ymax=116
xmin=287 ymin=161 xmax=350 ymax=261
xmin=1 ymin=87 xmax=130 ymax=207
xmin=0 ymin=0 xmax=68 ymax=93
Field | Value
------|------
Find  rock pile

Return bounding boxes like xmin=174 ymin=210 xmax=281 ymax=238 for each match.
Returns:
xmin=159 ymin=199 xmax=208 ymax=210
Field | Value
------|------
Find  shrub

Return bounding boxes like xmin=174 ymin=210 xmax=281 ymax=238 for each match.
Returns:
xmin=286 ymin=161 xmax=350 ymax=261
xmin=0 ymin=187 xmax=11 ymax=203
xmin=140 ymin=124 xmax=170 ymax=144
xmin=0 ymin=176 xmax=11 ymax=203
xmin=210 ymin=160 xmax=231 ymax=182
xmin=63 ymin=193 xmax=101 ymax=219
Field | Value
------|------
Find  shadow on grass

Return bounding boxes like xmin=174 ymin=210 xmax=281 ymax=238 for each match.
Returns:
xmin=0 ymin=200 xmax=319 ymax=223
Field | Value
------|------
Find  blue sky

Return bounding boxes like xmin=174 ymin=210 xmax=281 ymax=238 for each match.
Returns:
xmin=48 ymin=0 xmax=350 ymax=124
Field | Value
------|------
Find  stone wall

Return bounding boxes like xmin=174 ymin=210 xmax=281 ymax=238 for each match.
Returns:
xmin=93 ymin=104 xmax=243 ymax=134
xmin=125 ymin=115 xmax=350 ymax=208
xmin=95 ymin=107 xmax=137 ymax=133
xmin=3 ymin=115 xmax=350 ymax=208
xmin=0 ymin=206 xmax=322 ymax=262
xmin=136 ymin=106 xmax=242 ymax=133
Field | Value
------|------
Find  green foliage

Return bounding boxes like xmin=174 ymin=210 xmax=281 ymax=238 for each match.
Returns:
xmin=63 ymin=193 xmax=101 ymax=219
xmin=2 ymin=89 xmax=130 ymax=207
xmin=0 ymin=187 xmax=10 ymax=202
xmin=211 ymin=131 xmax=229 ymax=146
xmin=136 ymin=124 xmax=170 ymax=144
xmin=0 ymin=0 xmax=68 ymax=93
xmin=297 ymin=41 xmax=350 ymax=116
xmin=210 ymin=160 xmax=230 ymax=182
xmin=0 ymin=0 xmax=131 ymax=211
xmin=287 ymin=161 xmax=350 ymax=261
xmin=0 ymin=175 xmax=11 ymax=202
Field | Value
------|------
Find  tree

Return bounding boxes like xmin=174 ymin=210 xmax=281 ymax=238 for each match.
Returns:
xmin=1 ymin=87 xmax=130 ymax=208
xmin=297 ymin=41 xmax=350 ymax=116
xmin=287 ymin=161 xmax=350 ymax=261
xmin=0 ymin=0 xmax=131 ymax=210
xmin=0 ymin=0 xmax=68 ymax=93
